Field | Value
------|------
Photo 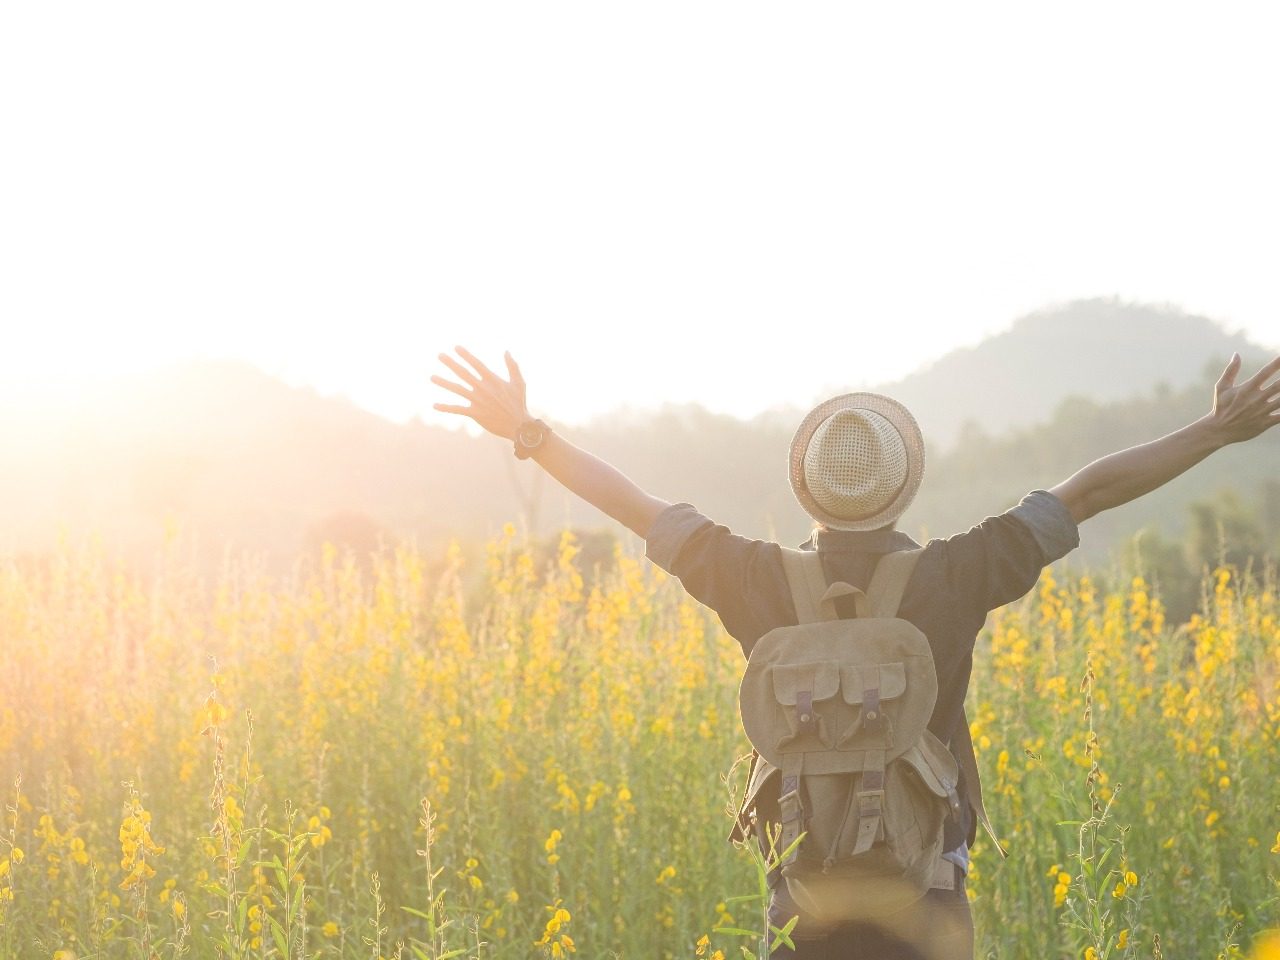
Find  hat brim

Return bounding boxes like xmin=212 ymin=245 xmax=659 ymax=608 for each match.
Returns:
xmin=789 ymin=393 xmax=925 ymax=532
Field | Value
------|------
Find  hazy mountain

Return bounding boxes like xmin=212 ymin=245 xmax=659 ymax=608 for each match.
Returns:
xmin=0 ymin=299 xmax=1275 ymax=571
xmin=868 ymin=298 xmax=1268 ymax=450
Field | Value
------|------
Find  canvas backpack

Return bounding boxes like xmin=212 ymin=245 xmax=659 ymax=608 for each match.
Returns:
xmin=736 ymin=547 xmax=981 ymax=925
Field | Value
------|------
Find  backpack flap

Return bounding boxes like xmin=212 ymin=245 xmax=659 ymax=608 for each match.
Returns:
xmin=741 ymin=619 xmax=936 ymax=774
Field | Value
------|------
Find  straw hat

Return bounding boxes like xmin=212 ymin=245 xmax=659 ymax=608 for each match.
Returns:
xmin=789 ymin=393 xmax=925 ymax=532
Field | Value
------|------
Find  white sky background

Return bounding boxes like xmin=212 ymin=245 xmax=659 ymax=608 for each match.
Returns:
xmin=3 ymin=2 xmax=1280 ymax=427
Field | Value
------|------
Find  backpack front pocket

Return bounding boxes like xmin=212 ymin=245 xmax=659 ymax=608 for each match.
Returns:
xmin=836 ymin=662 xmax=906 ymax=748
xmin=770 ymin=662 xmax=842 ymax=752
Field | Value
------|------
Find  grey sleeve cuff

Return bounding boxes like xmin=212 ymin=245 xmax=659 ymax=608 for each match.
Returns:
xmin=1009 ymin=490 xmax=1080 ymax=563
xmin=645 ymin=502 xmax=711 ymax=573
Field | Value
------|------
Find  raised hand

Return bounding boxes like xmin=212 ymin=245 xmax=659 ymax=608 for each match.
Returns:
xmin=432 ymin=347 xmax=530 ymax=440
xmin=1210 ymin=353 xmax=1280 ymax=444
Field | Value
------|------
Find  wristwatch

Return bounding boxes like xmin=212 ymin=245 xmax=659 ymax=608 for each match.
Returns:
xmin=514 ymin=418 xmax=552 ymax=460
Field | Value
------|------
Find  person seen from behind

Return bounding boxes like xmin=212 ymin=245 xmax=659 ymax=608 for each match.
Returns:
xmin=432 ymin=347 xmax=1280 ymax=960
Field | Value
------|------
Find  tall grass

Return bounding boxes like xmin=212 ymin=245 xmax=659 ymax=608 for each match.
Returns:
xmin=0 ymin=529 xmax=1277 ymax=958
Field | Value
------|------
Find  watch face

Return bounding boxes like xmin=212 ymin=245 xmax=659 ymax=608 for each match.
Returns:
xmin=518 ymin=422 xmax=544 ymax=446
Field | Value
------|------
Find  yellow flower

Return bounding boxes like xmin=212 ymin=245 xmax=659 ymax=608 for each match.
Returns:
xmin=1117 ymin=928 xmax=1130 ymax=949
xmin=1112 ymin=880 xmax=1127 ymax=899
xmin=1085 ymin=948 xmax=1099 ymax=960
xmin=1271 ymin=832 xmax=1280 ymax=855
xmin=173 ymin=897 xmax=186 ymax=920
xmin=696 ymin=934 xmax=710 ymax=956
xmin=11 ymin=848 xmax=23 ymax=864
xmin=1125 ymin=870 xmax=1138 ymax=887
xmin=1250 ymin=930 xmax=1280 ymax=960
xmin=322 ymin=921 xmax=339 ymax=937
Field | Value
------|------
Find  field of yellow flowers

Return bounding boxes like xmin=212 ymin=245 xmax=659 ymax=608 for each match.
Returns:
xmin=1 ymin=529 xmax=1278 ymax=959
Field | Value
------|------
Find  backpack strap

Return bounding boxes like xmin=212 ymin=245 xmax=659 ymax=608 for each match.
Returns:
xmin=782 ymin=547 xmax=926 ymax=624
xmin=779 ymin=548 xmax=838 ymax=623
xmin=952 ymin=708 xmax=1007 ymax=858
xmin=863 ymin=548 xmax=923 ymax=618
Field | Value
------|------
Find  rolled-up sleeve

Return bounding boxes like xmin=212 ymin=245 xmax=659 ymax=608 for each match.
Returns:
xmin=1008 ymin=490 xmax=1080 ymax=563
xmin=644 ymin=503 xmax=711 ymax=573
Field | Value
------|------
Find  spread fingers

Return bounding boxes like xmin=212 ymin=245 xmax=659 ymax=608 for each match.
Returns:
xmin=431 ymin=374 xmax=472 ymax=400
xmin=439 ymin=353 xmax=481 ymax=388
xmin=1244 ymin=355 xmax=1280 ymax=391
xmin=456 ymin=346 xmax=500 ymax=383
xmin=433 ymin=402 xmax=471 ymax=416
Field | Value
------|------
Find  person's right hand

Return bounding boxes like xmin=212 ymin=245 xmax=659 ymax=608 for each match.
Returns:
xmin=432 ymin=347 xmax=530 ymax=440
xmin=1209 ymin=353 xmax=1280 ymax=444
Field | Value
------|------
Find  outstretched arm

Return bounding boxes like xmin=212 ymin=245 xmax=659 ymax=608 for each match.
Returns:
xmin=432 ymin=347 xmax=671 ymax=538
xmin=1049 ymin=353 xmax=1280 ymax=524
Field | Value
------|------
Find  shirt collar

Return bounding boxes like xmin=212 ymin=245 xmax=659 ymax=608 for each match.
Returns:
xmin=803 ymin=526 xmax=921 ymax=554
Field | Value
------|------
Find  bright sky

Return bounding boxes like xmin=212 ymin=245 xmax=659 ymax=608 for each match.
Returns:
xmin=3 ymin=2 xmax=1279 ymax=426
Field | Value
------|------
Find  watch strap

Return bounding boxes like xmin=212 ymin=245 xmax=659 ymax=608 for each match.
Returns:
xmin=514 ymin=418 xmax=551 ymax=459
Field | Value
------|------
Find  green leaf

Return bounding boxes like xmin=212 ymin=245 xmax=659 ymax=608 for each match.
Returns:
xmin=401 ymin=906 xmax=434 ymax=920
xmin=769 ymin=914 xmax=799 ymax=951
xmin=712 ymin=926 xmax=758 ymax=937
xmin=267 ymin=913 xmax=288 ymax=955
xmin=771 ymin=830 xmax=807 ymax=868
xmin=289 ymin=877 xmax=306 ymax=923
xmin=723 ymin=893 xmax=764 ymax=905
xmin=236 ymin=838 xmax=254 ymax=868
xmin=236 ymin=895 xmax=249 ymax=935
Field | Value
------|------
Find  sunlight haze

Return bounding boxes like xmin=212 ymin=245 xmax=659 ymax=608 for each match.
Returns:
xmin=4 ymin=2 xmax=1279 ymax=426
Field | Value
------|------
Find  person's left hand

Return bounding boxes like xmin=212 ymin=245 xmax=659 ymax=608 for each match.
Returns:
xmin=432 ymin=347 xmax=530 ymax=440
xmin=1210 ymin=353 xmax=1280 ymax=444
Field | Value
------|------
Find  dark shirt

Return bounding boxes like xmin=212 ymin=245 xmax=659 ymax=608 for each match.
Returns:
xmin=645 ymin=490 xmax=1080 ymax=851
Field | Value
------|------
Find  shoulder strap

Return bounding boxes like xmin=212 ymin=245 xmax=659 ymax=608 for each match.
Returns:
xmin=781 ymin=547 xmax=925 ymax=623
xmin=864 ymin=548 xmax=923 ymax=618
xmin=779 ymin=548 xmax=835 ymax=623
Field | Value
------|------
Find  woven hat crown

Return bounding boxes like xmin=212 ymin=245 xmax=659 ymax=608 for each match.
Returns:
xmin=803 ymin=410 xmax=908 ymax=522
xmin=788 ymin=393 xmax=925 ymax=532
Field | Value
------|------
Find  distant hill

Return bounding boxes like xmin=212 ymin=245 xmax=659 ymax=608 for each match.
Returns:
xmin=872 ymin=298 xmax=1266 ymax=449
xmin=0 ymin=300 xmax=1275 ymax=572
xmin=0 ymin=361 xmax=518 ymax=565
